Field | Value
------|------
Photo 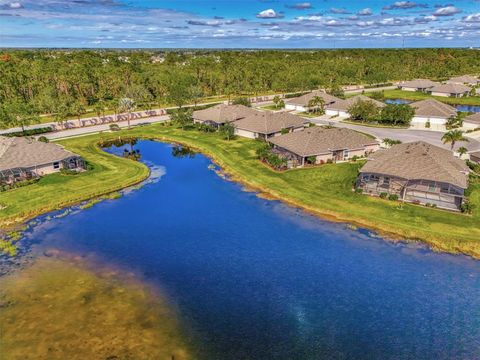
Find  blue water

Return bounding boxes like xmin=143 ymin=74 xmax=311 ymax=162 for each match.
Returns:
xmin=20 ymin=141 xmax=480 ymax=359
xmin=386 ymin=99 xmax=480 ymax=113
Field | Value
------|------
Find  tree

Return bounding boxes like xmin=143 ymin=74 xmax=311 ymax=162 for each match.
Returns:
xmin=348 ymin=99 xmax=380 ymax=122
xmin=118 ymin=97 xmax=135 ymax=129
xmin=380 ymin=104 xmax=414 ymax=126
xmin=220 ymin=122 xmax=235 ymax=140
xmin=272 ymin=95 xmax=282 ymax=109
xmin=441 ymin=129 xmax=468 ymax=151
xmin=232 ymin=97 xmax=252 ymax=107
xmin=457 ymin=146 xmax=468 ymax=156
xmin=170 ymin=108 xmax=193 ymax=130
xmin=445 ymin=114 xmax=463 ymax=130
xmin=307 ymin=96 xmax=325 ymax=115
xmin=327 ymin=85 xmax=345 ymax=99
xmin=71 ymin=99 xmax=87 ymax=127
xmin=2 ymin=100 xmax=40 ymax=133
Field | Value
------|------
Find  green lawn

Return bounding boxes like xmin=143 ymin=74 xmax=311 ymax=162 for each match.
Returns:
xmin=258 ymin=104 xmax=284 ymax=111
xmin=1 ymin=123 xmax=480 ymax=258
xmin=366 ymin=89 xmax=480 ymax=106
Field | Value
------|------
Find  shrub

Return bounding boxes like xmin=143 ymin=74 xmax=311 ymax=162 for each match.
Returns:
xmin=355 ymin=188 xmax=363 ymax=194
xmin=379 ymin=192 xmax=388 ymax=199
xmin=3 ymin=127 xmax=52 ymax=137
xmin=425 ymin=120 xmax=431 ymax=129
xmin=37 ymin=136 xmax=49 ymax=143
xmin=461 ymin=201 xmax=475 ymax=214
xmin=326 ymin=159 xmax=333 ymax=164
xmin=232 ymin=97 xmax=251 ymax=107
xmin=351 ymin=155 xmax=359 ymax=162
xmin=60 ymin=168 xmax=79 ymax=176
xmin=110 ymin=124 xmax=121 ymax=131
xmin=388 ymin=194 xmax=399 ymax=201
xmin=306 ymin=156 xmax=317 ymax=164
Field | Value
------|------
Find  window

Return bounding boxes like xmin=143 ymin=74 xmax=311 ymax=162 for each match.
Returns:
xmin=343 ymin=150 xmax=349 ymax=159
xmin=383 ymin=177 xmax=390 ymax=185
xmin=53 ymin=162 xmax=60 ymax=169
xmin=427 ymin=183 xmax=436 ymax=192
xmin=440 ymin=184 xmax=450 ymax=193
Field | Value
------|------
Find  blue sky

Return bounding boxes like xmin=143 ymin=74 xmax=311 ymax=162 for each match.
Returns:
xmin=0 ymin=0 xmax=479 ymax=48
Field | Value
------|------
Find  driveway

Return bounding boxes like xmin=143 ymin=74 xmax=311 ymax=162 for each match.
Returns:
xmin=312 ymin=117 xmax=480 ymax=152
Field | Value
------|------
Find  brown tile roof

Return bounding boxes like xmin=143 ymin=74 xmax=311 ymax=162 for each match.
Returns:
xmin=464 ymin=112 xmax=480 ymax=125
xmin=192 ymin=104 xmax=259 ymax=125
xmin=447 ymin=75 xmax=480 ymax=85
xmin=429 ymin=83 xmax=471 ymax=95
xmin=410 ymin=99 xmax=457 ymax=118
xmin=269 ymin=127 xmax=378 ymax=157
xmin=399 ymin=79 xmax=439 ymax=89
xmin=360 ymin=141 xmax=469 ymax=189
xmin=233 ymin=112 xmax=306 ymax=135
xmin=285 ymin=90 xmax=342 ymax=107
xmin=328 ymin=95 xmax=386 ymax=111
xmin=0 ymin=136 xmax=79 ymax=172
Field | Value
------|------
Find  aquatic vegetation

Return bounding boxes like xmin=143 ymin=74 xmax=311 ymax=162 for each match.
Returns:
xmin=0 ymin=238 xmax=17 ymax=256
xmin=0 ymin=253 xmax=190 ymax=360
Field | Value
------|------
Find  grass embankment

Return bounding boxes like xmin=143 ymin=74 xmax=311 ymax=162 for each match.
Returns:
xmin=1 ymin=123 xmax=480 ymax=258
xmin=0 ymin=138 xmax=150 ymax=228
xmin=366 ymin=89 xmax=480 ymax=106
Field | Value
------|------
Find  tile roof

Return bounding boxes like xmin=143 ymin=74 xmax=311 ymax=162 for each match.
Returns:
xmin=269 ymin=126 xmax=378 ymax=157
xmin=447 ymin=75 xmax=480 ymax=85
xmin=0 ymin=136 xmax=78 ymax=172
xmin=233 ymin=111 xmax=306 ymax=135
xmin=360 ymin=141 xmax=469 ymax=189
xmin=464 ymin=112 xmax=480 ymax=125
xmin=192 ymin=104 xmax=259 ymax=124
xmin=285 ymin=90 xmax=342 ymax=107
xmin=399 ymin=79 xmax=439 ymax=89
xmin=429 ymin=83 xmax=471 ymax=94
xmin=410 ymin=99 xmax=457 ymax=118
xmin=328 ymin=95 xmax=386 ymax=111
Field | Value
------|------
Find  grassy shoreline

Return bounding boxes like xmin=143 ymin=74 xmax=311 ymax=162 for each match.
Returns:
xmin=365 ymin=89 xmax=480 ymax=106
xmin=1 ymin=123 xmax=479 ymax=258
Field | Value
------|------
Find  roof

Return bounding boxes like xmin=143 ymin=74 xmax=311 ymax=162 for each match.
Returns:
xmin=233 ymin=112 xmax=306 ymax=135
xmin=410 ymin=99 xmax=457 ymax=119
xmin=360 ymin=141 xmax=469 ymax=189
xmin=269 ymin=127 xmax=378 ymax=157
xmin=399 ymin=79 xmax=439 ymax=89
xmin=0 ymin=136 xmax=78 ymax=172
xmin=192 ymin=104 xmax=258 ymax=125
xmin=328 ymin=95 xmax=386 ymax=111
xmin=429 ymin=83 xmax=471 ymax=94
xmin=464 ymin=112 xmax=480 ymax=125
xmin=285 ymin=90 xmax=342 ymax=107
xmin=447 ymin=75 xmax=480 ymax=85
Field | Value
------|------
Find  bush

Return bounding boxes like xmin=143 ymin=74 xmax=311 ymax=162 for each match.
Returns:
xmin=388 ymin=194 xmax=399 ymax=201
xmin=461 ymin=201 xmax=475 ymax=214
xmin=425 ymin=120 xmax=431 ymax=129
xmin=326 ymin=159 xmax=333 ymax=164
xmin=351 ymin=155 xmax=359 ymax=162
xmin=60 ymin=168 xmax=79 ymax=176
xmin=37 ymin=136 xmax=49 ymax=143
xmin=232 ymin=97 xmax=251 ymax=107
xmin=4 ymin=127 xmax=52 ymax=137
xmin=379 ymin=192 xmax=388 ymax=199
xmin=355 ymin=187 xmax=363 ymax=194
xmin=0 ymin=178 xmax=39 ymax=192
xmin=110 ymin=124 xmax=121 ymax=131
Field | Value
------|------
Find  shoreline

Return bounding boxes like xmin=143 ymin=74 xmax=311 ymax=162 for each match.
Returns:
xmin=1 ymin=128 xmax=479 ymax=260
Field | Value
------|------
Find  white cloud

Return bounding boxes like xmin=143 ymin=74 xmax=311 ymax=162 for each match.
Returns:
xmin=463 ymin=13 xmax=480 ymax=22
xmin=256 ymin=9 xmax=283 ymax=19
xmin=9 ymin=2 xmax=22 ymax=8
xmin=358 ymin=8 xmax=373 ymax=16
xmin=433 ymin=6 xmax=461 ymax=17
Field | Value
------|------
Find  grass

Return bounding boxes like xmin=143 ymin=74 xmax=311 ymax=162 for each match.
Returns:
xmin=365 ymin=89 xmax=480 ymax=106
xmin=1 ymin=123 xmax=480 ymax=258
xmin=258 ymin=104 xmax=284 ymax=111
xmin=340 ymin=119 xmax=409 ymax=129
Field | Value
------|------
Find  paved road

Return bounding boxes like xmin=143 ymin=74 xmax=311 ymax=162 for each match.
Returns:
xmin=344 ymin=85 xmax=397 ymax=94
xmin=312 ymin=116 xmax=480 ymax=152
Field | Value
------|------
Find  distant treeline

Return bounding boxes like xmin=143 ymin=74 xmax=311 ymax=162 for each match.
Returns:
xmin=0 ymin=49 xmax=479 ymax=123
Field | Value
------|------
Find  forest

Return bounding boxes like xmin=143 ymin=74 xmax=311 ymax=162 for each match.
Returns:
xmin=1 ymin=48 xmax=479 ymax=129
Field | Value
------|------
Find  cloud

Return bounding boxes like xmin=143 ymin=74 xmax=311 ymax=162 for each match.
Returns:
xmin=330 ymin=7 xmax=350 ymax=14
xmin=186 ymin=20 xmax=222 ymax=27
xmin=463 ymin=13 xmax=480 ymax=22
xmin=285 ymin=2 xmax=312 ymax=10
xmin=357 ymin=8 xmax=373 ymax=16
xmin=433 ymin=6 xmax=461 ymax=16
xmin=382 ymin=2 xmax=427 ymax=10
xmin=256 ymin=9 xmax=284 ymax=19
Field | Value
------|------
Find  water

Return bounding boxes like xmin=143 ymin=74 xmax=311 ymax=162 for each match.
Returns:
xmin=5 ymin=141 xmax=480 ymax=359
xmin=386 ymin=98 xmax=480 ymax=113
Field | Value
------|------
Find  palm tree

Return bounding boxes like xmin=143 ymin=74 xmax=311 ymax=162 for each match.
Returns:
xmin=118 ymin=97 xmax=135 ymax=129
xmin=441 ymin=129 xmax=468 ymax=151
xmin=307 ymin=96 xmax=325 ymax=115
xmin=457 ymin=146 xmax=468 ymax=157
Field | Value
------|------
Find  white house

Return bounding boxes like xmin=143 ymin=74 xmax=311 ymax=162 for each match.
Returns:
xmin=409 ymin=99 xmax=457 ymax=131
xmin=428 ymin=83 xmax=471 ymax=98
xmin=398 ymin=79 xmax=439 ymax=92
xmin=233 ymin=112 xmax=306 ymax=139
xmin=325 ymin=95 xmax=386 ymax=118
xmin=463 ymin=113 xmax=480 ymax=131
xmin=285 ymin=90 xmax=342 ymax=113
xmin=446 ymin=75 xmax=480 ymax=86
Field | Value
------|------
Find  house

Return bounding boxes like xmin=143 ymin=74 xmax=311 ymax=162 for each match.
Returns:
xmin=326 ymin=95 xmax=386 ymax=118
xmin=446 ymin=75 xmax=480 ymax=86
xmin=409 ymin=99 xmax=457 ymax=131
xmin=357 ymin=141 xmax=469 ymax=211
xmin=268 ymin=127 xmax=379 ymax=168
xmin=0 ymin=136 xmax=84 ymax=185
xmin=428 ymin=83 xmax=471 ymax=98
xmin=470 ymin=151 xmax=480 ymax=164
xmin=192 ymin=104 xmax=259 ymax=128
xmin=285 ymin=90 xmax=342 ymax=113
xmin=463 ymin=113 xmax=480 ymax=131
xmin=233 ymin=112 xmax=307 ymax=139
xmin=398 ymin=79 xmax=439 ymax=92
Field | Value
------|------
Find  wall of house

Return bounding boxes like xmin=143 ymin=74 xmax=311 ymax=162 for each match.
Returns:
xmin=30 ymin=162 xmax=63 ymax=176
xmin=400 ymin=87 xmax=418 ymax=92
xmin=463 ymin=121 xmax=480 ymax=131
xmin=315 ymin=153 xmax=333 ymax=164
xmin=285 ymin=104 xmax=306 ymax=112
xmin=411 ymin=116 xmax=447 ymax=131
xmin=234 ymin=128 xmax=257 ymax=139
xmin=364 ymin=144 xmax=380 ymax=153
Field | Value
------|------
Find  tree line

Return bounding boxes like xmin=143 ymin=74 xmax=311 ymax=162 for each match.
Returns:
xmin=1 ymin=48 xmax=479 ymax=129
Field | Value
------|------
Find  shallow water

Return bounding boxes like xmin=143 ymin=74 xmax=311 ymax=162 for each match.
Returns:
xmin=2 ymin=140 xmax=480 ymax=359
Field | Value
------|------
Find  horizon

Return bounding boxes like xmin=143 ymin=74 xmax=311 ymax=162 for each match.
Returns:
xmin=0 ymin=0 xmax=478 ymax=48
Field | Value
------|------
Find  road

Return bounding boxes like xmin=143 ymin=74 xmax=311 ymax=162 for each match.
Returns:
xmin=312 ymin=116 xmax=480 ymax=152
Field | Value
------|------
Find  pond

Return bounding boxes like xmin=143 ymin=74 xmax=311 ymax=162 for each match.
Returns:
xmin=2 ymin=140 xmax=480 ymax=359
xmin=386 ymin=98 xmax=480 ymax=113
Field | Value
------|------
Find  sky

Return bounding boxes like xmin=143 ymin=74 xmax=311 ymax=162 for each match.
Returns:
xmin=0 ymin=0 xmax=479 ymax=48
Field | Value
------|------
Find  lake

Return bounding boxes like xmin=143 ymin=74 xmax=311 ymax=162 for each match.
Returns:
xmin=386 ymin=99 xmax=480 ymax=113
xmin=2 ymin=140 xmax=480 ymax=359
